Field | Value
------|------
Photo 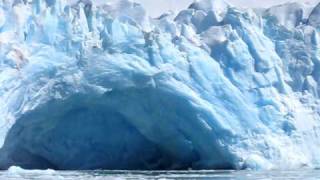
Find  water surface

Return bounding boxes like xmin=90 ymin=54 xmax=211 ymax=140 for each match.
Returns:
xmin=1 ymin=169 xmax=320 ymax=179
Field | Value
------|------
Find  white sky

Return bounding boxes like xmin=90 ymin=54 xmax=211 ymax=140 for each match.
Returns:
xmin=134 ymin=0 xmax=320 ymax=17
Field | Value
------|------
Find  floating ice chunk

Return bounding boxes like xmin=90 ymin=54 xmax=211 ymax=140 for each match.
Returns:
xmin=7 ymin=166 xmax=55 ymax=174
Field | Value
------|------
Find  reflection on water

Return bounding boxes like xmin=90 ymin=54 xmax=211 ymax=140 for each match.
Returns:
xmin=1 ymin=168 xmax=320 ymax=179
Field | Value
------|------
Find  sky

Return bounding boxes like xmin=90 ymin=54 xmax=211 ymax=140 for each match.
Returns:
xmin=134 ymin=0 xmax=320 ymax=17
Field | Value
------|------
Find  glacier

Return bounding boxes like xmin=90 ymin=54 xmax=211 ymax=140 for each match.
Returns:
xmin=0 ymin=0 xmax=320 ymax=170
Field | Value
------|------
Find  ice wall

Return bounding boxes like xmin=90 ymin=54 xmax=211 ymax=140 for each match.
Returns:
xmin=0 ymin=0 xmax=319 ymax=170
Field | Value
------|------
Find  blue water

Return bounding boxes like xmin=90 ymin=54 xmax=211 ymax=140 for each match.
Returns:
xmin=1 ymin=170 xmax=320 ymax=179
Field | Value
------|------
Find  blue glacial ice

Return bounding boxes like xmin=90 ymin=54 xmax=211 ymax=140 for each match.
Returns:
xmin=0 ymin=0 xmax=320 ymax=170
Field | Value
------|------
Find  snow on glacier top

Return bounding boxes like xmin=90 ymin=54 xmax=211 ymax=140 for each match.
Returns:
xmin=134 ymin=0 xmax=320 ymax=17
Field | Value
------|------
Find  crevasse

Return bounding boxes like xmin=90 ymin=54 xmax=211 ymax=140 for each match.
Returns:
xmin=0 ymin=0 xmax=320 ymax=170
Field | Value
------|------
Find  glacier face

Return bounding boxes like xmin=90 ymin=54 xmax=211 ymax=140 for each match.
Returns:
xmin=0 ymin=0 xmax=320 ymax=170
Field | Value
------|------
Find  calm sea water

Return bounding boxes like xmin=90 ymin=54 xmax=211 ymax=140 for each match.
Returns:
xmin=1 ymin=169 xmax=320 ymax=180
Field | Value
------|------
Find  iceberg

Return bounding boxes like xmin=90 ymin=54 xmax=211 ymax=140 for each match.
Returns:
xmin=0 ymin=0 xmax=320 ymax=170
